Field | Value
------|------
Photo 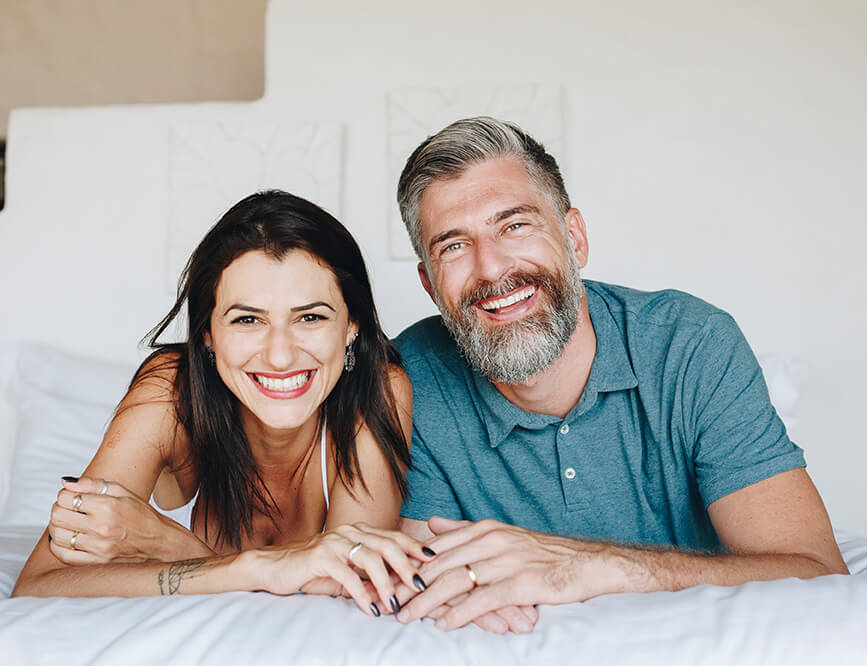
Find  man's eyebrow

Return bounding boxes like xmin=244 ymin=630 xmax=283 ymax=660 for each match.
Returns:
xmin=223 ymin=302 xmax=335 ymax=316
xmin=485 ymin=205 xmax=541 ymax=226
xmin=427 ymin=205 xmax=542 ymax=255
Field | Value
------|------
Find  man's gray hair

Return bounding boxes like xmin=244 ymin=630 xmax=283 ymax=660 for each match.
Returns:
xmin=397 ymin=116 xmax=571 ymax=260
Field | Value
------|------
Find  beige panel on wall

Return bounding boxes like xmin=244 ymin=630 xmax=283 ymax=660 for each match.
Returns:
xmin=0 ymin=0 xmax=266 ymax=137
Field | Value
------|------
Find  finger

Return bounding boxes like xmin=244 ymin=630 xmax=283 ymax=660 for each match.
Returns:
xmin=352 ymin=524 xmax=436 ymax=563
xmin=323 ymin=561 xmax=379 ymax=618
xmin=424 ymin=519 xmax=503 ymax=561
xmin=417 ymin=530 xmax=510 ymax=584
xmin=49 ymin=502 xmax=92 ymax=532
xmin=349 ymin=530 xmax=428 ymax=593
xmin=494 ymin=605 xmax=534 ymax=634
xmin=427 ymin=516 xmax=472 ymax=535
xmin=48 ymin=537 xmax=103 ymax=565
xmin=60 ymin=476 xmax=128 ymax=498
xmin=396 ymin=562 xmax=478 ymax=623
xmin=347 ymin=544 xmax=398 ymax=612
xmin=521 ymin=605 xmax=539 ymax=624
xmin=473 ymin=611 xmax=510 ymax=634
xmin=437 ymin=579 xmax=521 ymax=631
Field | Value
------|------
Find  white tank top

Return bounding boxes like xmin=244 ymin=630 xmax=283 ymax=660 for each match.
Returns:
xmin=150 ymin=421 xmax=330 ymax=530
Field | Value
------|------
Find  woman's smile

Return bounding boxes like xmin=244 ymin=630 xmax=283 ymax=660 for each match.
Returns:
xmin=248 ymin=369 xmax=317 ymax=399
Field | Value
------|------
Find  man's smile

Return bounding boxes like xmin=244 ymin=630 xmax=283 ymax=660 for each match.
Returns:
xmin=474 ymin=284 xmax=539 ymax=320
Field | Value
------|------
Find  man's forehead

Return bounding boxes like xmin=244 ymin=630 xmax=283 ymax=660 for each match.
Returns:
xmin=418 ymin=157 xmax=549 ymax=234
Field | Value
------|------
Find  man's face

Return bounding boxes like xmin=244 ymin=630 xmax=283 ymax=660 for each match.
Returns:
xmin=416 ymin=157 xmax=589 ymax=384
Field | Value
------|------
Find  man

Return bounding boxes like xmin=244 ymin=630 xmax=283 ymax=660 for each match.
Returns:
xmin=391 ymin=116 xmax=847 ymax=633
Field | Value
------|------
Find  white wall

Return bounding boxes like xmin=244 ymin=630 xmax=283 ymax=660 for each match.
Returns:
xmin=1 ymin=0 xmax=864 ymax=533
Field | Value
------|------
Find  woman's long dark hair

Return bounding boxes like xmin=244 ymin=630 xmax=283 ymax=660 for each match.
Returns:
xmin=134 ymin=190 xmax=410 ymax=549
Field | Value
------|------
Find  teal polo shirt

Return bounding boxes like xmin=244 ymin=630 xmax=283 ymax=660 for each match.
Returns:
xmin=394 ymin=280 xmax=806 ymax=552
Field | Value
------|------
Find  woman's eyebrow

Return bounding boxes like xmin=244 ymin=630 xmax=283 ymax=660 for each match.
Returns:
xmin=223 ymin=301 xmax=336 ymax=315
xmin=290 ymin=301 xmax=335 ymax=313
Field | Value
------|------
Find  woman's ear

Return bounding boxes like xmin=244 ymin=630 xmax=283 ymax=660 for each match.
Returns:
xmin=346 ymin=322 xmax=359 ymax=347
xmin=204 ymin=331 xmax=213 ymax=348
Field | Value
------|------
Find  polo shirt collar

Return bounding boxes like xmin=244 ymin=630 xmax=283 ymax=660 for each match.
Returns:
xmin=468 ymin=283 xmax=638 ymax=448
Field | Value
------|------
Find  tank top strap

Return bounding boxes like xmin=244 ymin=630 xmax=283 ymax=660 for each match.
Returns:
xmin=320 ymin=417 xmax=329 ymax=512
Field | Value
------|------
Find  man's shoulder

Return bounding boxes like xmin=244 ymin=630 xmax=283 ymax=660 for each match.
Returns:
xmin=393 ymin=315 xmax=464 ymax=371
xmin=586 ymin=280 xmax=733 ymax=332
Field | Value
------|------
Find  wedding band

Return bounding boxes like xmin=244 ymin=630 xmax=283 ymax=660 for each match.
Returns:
xmin=70 ymin=532 xmax=79 ymax=551
xmin=348 ymin=542 xmax=363 ymax=564
xmin=464 ymin=563 xmax=479 ymax=589
xmin=72 ymin=494 xmax=83 ymax=512
xmin=98 ymin=478 xmax=109 ymax=495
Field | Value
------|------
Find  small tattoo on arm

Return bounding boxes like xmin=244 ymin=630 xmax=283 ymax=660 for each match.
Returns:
xmin=157 ymin=558 xmax=206 ymax=595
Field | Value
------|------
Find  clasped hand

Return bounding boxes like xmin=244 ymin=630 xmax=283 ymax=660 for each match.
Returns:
xmin=48 ymin=476 xmax=212 ymax=564
xmin=395 ymin=516 xmax=619 ymax=632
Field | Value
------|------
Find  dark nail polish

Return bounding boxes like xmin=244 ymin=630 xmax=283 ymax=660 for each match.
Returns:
xmin=369 ymin=603 xmax=380 ymax=617
xmin=390 ymin=595 xmax=401 ymax=614
xmin=413 ymin=574 xmax=427 ymax=591
xmin=422 ymin=546 xmax=436 ymax=557
xmin=61 ymin=476 xmax=79 ymax=483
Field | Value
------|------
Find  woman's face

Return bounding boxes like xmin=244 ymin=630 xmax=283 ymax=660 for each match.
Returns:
xmin=205 ymin=249 xmax=357 ymax=433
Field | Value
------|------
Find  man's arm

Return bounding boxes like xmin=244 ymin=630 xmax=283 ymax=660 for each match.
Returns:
xmin=396 ymin=468 xmax=847 ymax=630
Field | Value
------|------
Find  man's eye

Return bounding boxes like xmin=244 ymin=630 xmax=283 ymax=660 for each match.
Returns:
xmin=504 ymin=222 xmax=526 ymax=233
xmin=442 ymin=241 xmax=466 ymax=254
xmin=232 ymin=315 xmax=258 ymax=325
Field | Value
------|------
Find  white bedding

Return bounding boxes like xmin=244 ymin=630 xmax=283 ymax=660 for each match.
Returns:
xmin=0 ymin=524 xmax=866 ymax=666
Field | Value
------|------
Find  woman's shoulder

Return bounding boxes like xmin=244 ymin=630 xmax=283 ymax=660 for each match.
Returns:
xmin=128 ymin=349 xmax=183 ymax=402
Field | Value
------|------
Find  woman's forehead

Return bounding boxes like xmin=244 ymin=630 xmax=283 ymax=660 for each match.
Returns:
xmin=214 ymin=249 xmax=345 ymax=309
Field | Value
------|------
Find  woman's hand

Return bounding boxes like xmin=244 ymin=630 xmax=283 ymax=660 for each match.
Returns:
xmin=48 ymin=476 xmax=213 ymax=564
xmin=254 ymin=522 xmax=433 ymax=617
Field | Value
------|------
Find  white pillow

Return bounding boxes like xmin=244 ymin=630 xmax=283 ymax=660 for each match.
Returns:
xmin=0 ymin=343 xmax=134 ymax=526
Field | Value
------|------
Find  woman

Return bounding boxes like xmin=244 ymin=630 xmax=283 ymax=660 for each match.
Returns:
xmin=13 ymin=190 xmax=426 ymax=615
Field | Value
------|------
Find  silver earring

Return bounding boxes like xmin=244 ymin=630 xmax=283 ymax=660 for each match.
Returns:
xmin=344 ymin=342 xmax=356 ymax=373
xmin=206 ymin=346 xmax=216 ymax=366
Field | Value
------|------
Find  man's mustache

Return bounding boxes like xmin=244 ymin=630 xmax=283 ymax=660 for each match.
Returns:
xmin=459 ymin=271 xmax=544 ymax=311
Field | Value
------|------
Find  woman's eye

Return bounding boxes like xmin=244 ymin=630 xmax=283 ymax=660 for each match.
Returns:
xmin=300 ymin=313 xmax=325 ymax=323
xmin=232 ymin=315 xmax=258 ymax=325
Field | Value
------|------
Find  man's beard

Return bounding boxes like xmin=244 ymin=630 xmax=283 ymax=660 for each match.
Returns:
xmin=434 ymin=252 xmax=584 ymax=384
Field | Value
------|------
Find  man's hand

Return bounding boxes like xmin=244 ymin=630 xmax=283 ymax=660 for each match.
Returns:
xmin=396 ymin=516 xmax=630 ymax=630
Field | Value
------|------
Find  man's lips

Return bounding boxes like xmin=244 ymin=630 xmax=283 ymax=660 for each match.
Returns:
xmin=474 ymin=284 xmax=539 ymax=319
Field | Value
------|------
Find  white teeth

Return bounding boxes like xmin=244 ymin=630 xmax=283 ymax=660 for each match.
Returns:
xmin=255 ymin=372 xmax=311 ymax=392
xmin=479 ymin=286 xmax=536 ymax=311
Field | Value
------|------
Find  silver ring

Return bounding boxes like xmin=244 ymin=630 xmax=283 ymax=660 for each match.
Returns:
xmin=97 ymin=478 xmax=109 ymax=495
xmin=70 ymin=532 xmax=79 ymax=551
xmin=348 ymin=542 xmax=363 ymax=564
xmin=72 ymin=494 xmax=83 ymax=512
xmin=464 ymin=563 xmax=478 ymax=589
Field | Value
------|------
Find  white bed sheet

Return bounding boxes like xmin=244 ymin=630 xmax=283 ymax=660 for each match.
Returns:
xmin=1 ymin=525 xmax=865 ymax=666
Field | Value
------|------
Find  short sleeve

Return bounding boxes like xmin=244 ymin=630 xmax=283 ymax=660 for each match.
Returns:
xmin=400 ymin=424 xmax=464 ymax=521
xmin=682 ymin=313 xmax=806 ymax=507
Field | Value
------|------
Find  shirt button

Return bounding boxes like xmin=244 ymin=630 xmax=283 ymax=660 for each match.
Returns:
xmin=564 ymin=467 xmax=576 ymax=479
xmin=560 ymin=423 xmax=570 ymax=435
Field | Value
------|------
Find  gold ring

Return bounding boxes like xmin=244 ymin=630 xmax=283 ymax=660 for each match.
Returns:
xmin=98 ymin=478 xmax=109 ymax=495
xmin=348 ymin=542 xmax=363 ymax=564
xmin=70 ymin=532 xmax=79 ymax=551
xmin=464 ymin=563 xmax=478 ymax=589
xmin=72 ymin=494 xmax=83 ymax=512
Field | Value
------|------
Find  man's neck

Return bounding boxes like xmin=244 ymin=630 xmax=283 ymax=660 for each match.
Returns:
xmin=491 ymin=297 xmax=596 ymax=419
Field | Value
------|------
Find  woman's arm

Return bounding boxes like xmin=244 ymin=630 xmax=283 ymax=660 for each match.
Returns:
xmin=13 ymin=359 xmax=211 ymax=595
xmin=324 ymin=365 xmax=413 ymax=530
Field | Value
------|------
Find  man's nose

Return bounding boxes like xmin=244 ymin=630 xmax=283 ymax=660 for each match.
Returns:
xmin=472 ymin=236 xmax=516 ymax=284
xmin=263 ymin=325 xmax=297 ymax=369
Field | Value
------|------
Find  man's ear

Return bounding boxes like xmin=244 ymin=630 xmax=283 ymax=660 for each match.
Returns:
xmin=564 ymin=208 xmax=589 ymax=269
xmin=417 ymin=262 xmax=437 ymax=304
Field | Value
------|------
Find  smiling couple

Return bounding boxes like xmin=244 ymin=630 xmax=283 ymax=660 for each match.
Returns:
xmin=12 ymin=117 xmax=847 ymax=633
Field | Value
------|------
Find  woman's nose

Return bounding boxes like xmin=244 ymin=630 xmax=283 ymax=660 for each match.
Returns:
xmin=263 ymin=326 xmax=297 ymax=369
